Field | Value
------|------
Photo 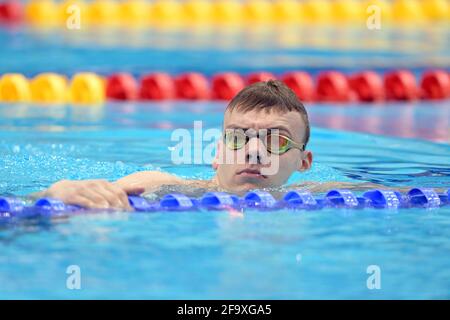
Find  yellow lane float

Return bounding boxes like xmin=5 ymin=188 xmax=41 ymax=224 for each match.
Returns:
xmin=30 ymin=73 xmax=68 ymax=104
xmin=120 ymin=0 xmax=151 ymax=28
xmin=0 ymin=74 xmax=31 ymax=103
xmin=25 ymin=0 xmax=59 ymax=27
xmin=69 ymin=72 xmax=105 ymax=106
xmin=87 ymin=0 xmax=120 ymax=27
xmin=212 ymin=0 xmax=244 ymax=24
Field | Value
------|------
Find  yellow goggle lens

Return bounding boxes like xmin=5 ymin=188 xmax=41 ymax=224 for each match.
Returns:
xmin=224 ymin=131 xmax=296 ymax=154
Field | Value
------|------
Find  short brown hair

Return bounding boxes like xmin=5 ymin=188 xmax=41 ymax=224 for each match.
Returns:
xmin=225 ymin=80 xmax=310 ymax=146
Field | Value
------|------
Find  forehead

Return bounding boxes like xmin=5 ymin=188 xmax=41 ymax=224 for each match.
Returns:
xmin=224 ymin=108 xmax=305 ymax=138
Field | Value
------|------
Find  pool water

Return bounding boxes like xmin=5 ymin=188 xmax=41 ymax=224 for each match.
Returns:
xmin=0 ymin=26 xmax=448 ymax=76
xmin=1 ymin=19 xmax=449 ymax=299
xmin=0 ymin=102 xmax=449 ymax=299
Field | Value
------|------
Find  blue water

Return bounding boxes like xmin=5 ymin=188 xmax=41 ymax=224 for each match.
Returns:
xmin=0 ymin=26 xmax=448 ymax=76
xmin=1 ymin=23 xmax=449 ymax=299
xmin=0 ymin=102 xmax=449 ymax=299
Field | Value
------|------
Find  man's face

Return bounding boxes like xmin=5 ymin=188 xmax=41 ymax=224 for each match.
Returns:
xmin=214 ymin=108 xmax=312 ymax=193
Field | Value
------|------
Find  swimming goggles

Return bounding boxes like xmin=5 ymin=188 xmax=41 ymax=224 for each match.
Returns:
xmin=223 ymin=129 xmax=305 ymax=155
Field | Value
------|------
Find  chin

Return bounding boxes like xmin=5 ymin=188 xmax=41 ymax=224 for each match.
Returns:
xmin=232 ymin=179 xmax=273 ymax=193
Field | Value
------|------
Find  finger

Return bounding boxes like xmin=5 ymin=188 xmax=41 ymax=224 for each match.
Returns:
xmin=79 ymin=188 xmax=110 ymax=209
xmin=93 ymin=182 xmax=123 ymax=209
xmin=66 ymin=195 xmax=96 ymax=209
xmin=102 ymin=183 xmax=131 ymax=210
xmin=122 ymin=186 xmax=146 ymax=196
xmin=100 ymin=187 xmax=124 ymax=209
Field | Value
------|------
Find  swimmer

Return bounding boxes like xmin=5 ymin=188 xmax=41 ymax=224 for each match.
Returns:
xmin=35 ymin=80 xmax=387 ymax=210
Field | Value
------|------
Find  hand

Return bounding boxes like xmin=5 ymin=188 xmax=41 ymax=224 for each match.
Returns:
xmin=43 ymin=179 xmax=145 ymax=210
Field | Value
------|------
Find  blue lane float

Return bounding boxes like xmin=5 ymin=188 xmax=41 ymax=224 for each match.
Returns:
xmin=243 ymin=190 xmax=278 ymax=209
xmin=362 ymin=190 xmax=402 ymax=209
xmin=325 ymin=189 xmax=361 ymax=208
xmin=0 ymin=197 xmax=24 ymax=214
xmin=407 ymin=188 xmax=441 ymax=208
xmin=283 ymin=190 xmax=319 ymax=209
xmin=127 ymin=195 xmax=160 ymax=212
xmin=160 ymin=193 xmax=199 ymax=211
xmin=200 ymin=192 xmax=240 ymax=210
xmin=0 ymin=188 xmax=449 ymax=221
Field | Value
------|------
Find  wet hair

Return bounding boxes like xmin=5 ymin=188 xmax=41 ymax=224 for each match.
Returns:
xmin=225 ymin=80 xmax=310 ymax=146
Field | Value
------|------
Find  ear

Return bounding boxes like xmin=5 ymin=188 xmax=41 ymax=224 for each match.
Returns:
xmin=298 ymin=150 xmax=313 ymax=172
xmin=212 ymin=140 xmax=222 ymax=171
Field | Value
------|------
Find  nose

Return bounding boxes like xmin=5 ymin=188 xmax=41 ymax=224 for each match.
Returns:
xmin=246 ymin=136 xmax=269 ymax=165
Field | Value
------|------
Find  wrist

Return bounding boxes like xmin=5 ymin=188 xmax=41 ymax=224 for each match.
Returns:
xmin=29 ymin=189 xmax=48 ymax=200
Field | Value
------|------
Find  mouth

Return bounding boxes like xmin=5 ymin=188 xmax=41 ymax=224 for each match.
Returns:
xmin=236 ymin=168 xmax=267 ymax=179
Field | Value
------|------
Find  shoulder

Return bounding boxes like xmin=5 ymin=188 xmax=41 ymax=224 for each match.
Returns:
xmin=288 ymin=181 xmax=387 ymax=193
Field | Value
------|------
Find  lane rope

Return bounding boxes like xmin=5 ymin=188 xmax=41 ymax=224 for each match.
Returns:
xmin=1 ymin=188 xmax=449 ymax=220
xmin=0 ymin=70 xmax=449 ymax=105
xmin=0 ymin=0 xmax=448 ymax=27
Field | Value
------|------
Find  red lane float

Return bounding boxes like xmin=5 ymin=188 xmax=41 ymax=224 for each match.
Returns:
xmin=106 ymin=73 xmax=138 ymax=100
xmin=281 ymin=71 xmax=315 ymax=102
xmin=420 ymin=70 xmax=450 ymax=100
xmin=0 ymin=0 xmax=23 ymax=23
xmin=139 ymin=72 xmax=175 ymax=100
xmin=175 ymin=72 xmax=210 ymax=100
xmin=316 ymin=71 xmax=352 ymax=102
xmin=384 ymin=70 xmax=418 ymax=101
xmin=349 ymin=71 xmax=384 ymax=102
xmin=211 ymin=72 xmax=245 ymax=100
xmin=2 ymin=70 xmax=449 ymax=104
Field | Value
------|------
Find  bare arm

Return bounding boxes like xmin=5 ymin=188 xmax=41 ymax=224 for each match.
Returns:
xmin=33 ymin=171 xmax=187 ymax=210
xmin=290 ymin=181 xmax=414 ymax=193
xmin=114 ymin=170 xmax=188 ymax=192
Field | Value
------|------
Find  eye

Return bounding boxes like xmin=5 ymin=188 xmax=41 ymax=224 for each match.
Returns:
xmin=226 ymin=131 xmax=245 ymax=149
xmin=267 ymin=134 xmax=289 ymax=148
xmin=278 ymin=135 xmax=289 ymax=148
